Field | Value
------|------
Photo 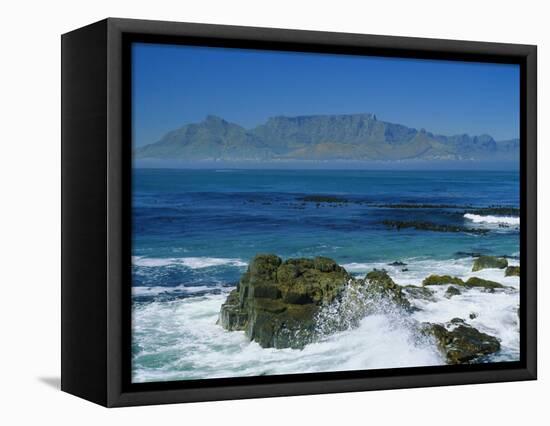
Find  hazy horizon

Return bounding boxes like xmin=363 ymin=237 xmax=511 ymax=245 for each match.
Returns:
xmin=133 ymin=158 xmax=520 ymax=171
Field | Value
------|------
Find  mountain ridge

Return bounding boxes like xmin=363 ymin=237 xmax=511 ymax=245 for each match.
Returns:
xmin=135 ymin=114 xmax=519 ymax=162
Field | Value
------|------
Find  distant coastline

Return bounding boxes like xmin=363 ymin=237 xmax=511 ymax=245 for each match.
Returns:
xmin=134 ymin=114 xmax=519 ymax=163
xmin=133 ymin=158 xmax=520 ymax=171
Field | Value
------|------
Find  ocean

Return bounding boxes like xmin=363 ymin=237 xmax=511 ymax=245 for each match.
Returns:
xmin=131 ymin=168 xmax=520 ymax=383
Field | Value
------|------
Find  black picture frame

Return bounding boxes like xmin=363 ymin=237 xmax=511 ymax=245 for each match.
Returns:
xmin=61 ymin=17 xmax=537 ymax=407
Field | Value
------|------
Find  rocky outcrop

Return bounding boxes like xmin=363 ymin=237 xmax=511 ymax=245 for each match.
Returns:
xmin=403 ymin=285 xmax=436 ymax=301
xmin=505 ymin=266 xmax=520 ymax=277
xmin=464 ymin=277 xmax=504 ymax=289
xmin=219 ymin=257 xmax=417 ymax=349
xmin=362 ymin=270 xmax=413 ymax=310
xmin=445 ymin=286 xmax=462 ymax=298
xmin=472 ymin=255 xmax=508 ymax=272
xmin=422 ymin=274 xmax=503 ymax=290
xmin=423 ymin=274 xmax=464 ymax=286
xmin=421 ymin=318 xmax=501 ymax=364
xmin=219 ymin=254 xmax=350 ymax=349
xmin=313 ymin=269 xmax=416 ymax=337
xmin=219 ymin=254 xmax=507 ymax=356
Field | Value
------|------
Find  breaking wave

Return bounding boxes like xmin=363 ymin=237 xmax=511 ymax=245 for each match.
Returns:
xmin=132 ymin=255 xmax=520 ymax=382
xmin=464 ymin=213 xmax=519 ymax=226
xmin=133 ymin=256 xmax=247 ymax=269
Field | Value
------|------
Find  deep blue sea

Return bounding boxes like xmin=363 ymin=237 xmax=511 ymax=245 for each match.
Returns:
xmin=131 ymin=169 xmax=520 ymax=382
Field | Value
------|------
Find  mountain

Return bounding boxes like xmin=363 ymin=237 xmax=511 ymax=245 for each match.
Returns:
xmin=135 ymin=114 xmax=519 ymax=162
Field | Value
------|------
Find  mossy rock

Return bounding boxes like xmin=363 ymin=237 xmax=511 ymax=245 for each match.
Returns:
xmin=219 ymin=254 xmax=349 ymax=349
xmin=422 ymin=274 xmax=464 ymax=286
xmin=445 ymin=286 xmax=462 ymax=298
xmin=314 ymin=256 xmax=340 ymax=272
xmin=248 ymin=254 xmax=282 ymax=283
xmin=277 ymin=257 xmax=350 ymax=305
xmin=464 ymin=277 xmax=503 ymax=289
xmin=472 ymin=255 xmax=508 ymax=272
xmin=505 ymin=266 xmax=520 ymax=277
xmin=364 ymin=270 xmax=412 ymax=310
xmin=421 ymin=320 xmax=500 ymax=364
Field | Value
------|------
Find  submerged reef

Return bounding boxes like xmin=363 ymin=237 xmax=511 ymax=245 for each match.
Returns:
xmin=382 ymin=220 xmax=489 ymax=235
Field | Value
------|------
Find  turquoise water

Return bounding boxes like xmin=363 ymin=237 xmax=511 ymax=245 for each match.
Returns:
xmin=131 ymin=169 xmax=520 ymax=382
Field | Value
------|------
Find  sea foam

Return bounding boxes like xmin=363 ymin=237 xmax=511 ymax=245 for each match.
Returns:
xmin=133 ymin=256 xmax=247 ymax=269
xmin=132 ymin=293 xmax=443 ymax=383
xmin=464 ymin=213 xmax=520 ymax=226
xmin=131 ymin=255 xmax=520 ymax=382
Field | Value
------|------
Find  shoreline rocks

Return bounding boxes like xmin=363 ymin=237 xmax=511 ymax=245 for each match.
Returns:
xmin=219 ymin=254 xmax=350 ymax=349
xmin=505 ymin=266 xmax=520 ymax=277
xmin=362 ymin=270 xmax=413 ymax=311
xmin=464 ymin=277 xmax=504 ymax=289
xmin=219 ymin=254 xmax=507 ymax=363
xmin=422 ymin=274 xmax=504 ymax=290
xmin=219 ymin=256 xmax=417 ymax=349
xmin=445 ymin=286 xmax=462 ymax=298
xmin=403 ymin=285 xmax=436 ymax=301
xmin=423 ymin=275 xmax=464 ymax=286
xmin=472 ymin=255 xmax=508 ymax=272
xmin=421 ymin=318 xmax=501 ymax=364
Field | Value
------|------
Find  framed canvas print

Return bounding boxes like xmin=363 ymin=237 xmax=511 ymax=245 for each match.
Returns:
xmin=61 ymin=18 xmax=537 ymax=407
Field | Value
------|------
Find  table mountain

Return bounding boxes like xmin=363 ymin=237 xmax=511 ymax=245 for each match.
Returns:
xmin=135 ymin=113 xmax=518 ymax=162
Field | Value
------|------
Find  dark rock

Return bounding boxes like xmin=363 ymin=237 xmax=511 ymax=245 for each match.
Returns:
xmin=445 ymin=286 xmax=462 ymax=298
xmin=469 ymin=312 xmax=478 ymax=320
xmin=421 ymin=320 xmax=500 ymax=364
xmin=472 ymin=255 xmax=508 ymax=272
xmin=505 ymin=266 xmax=520 ymax=277
xmin=363 ymin=270 xmax=412 ymax=310
xmin=464 ymin=277 xmax=504 ymax=289
xmin=219 ymin=254 xmax=350 ymax=349
xmin=423 ymin=274 xmax=464 ymax=286
xmin=403 ymin=285 xmax=436 ymax=301
xmin=219 ymin=289 xmax=249 ymax=331
xmin=388 ymin=261 xmax=407 ymax=266
xmin=465 ymin=206 xmax=519 ymax=216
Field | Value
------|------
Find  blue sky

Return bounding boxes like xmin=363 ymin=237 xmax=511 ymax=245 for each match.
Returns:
xmin=132 ymin=43 xmax=519 ymax=147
